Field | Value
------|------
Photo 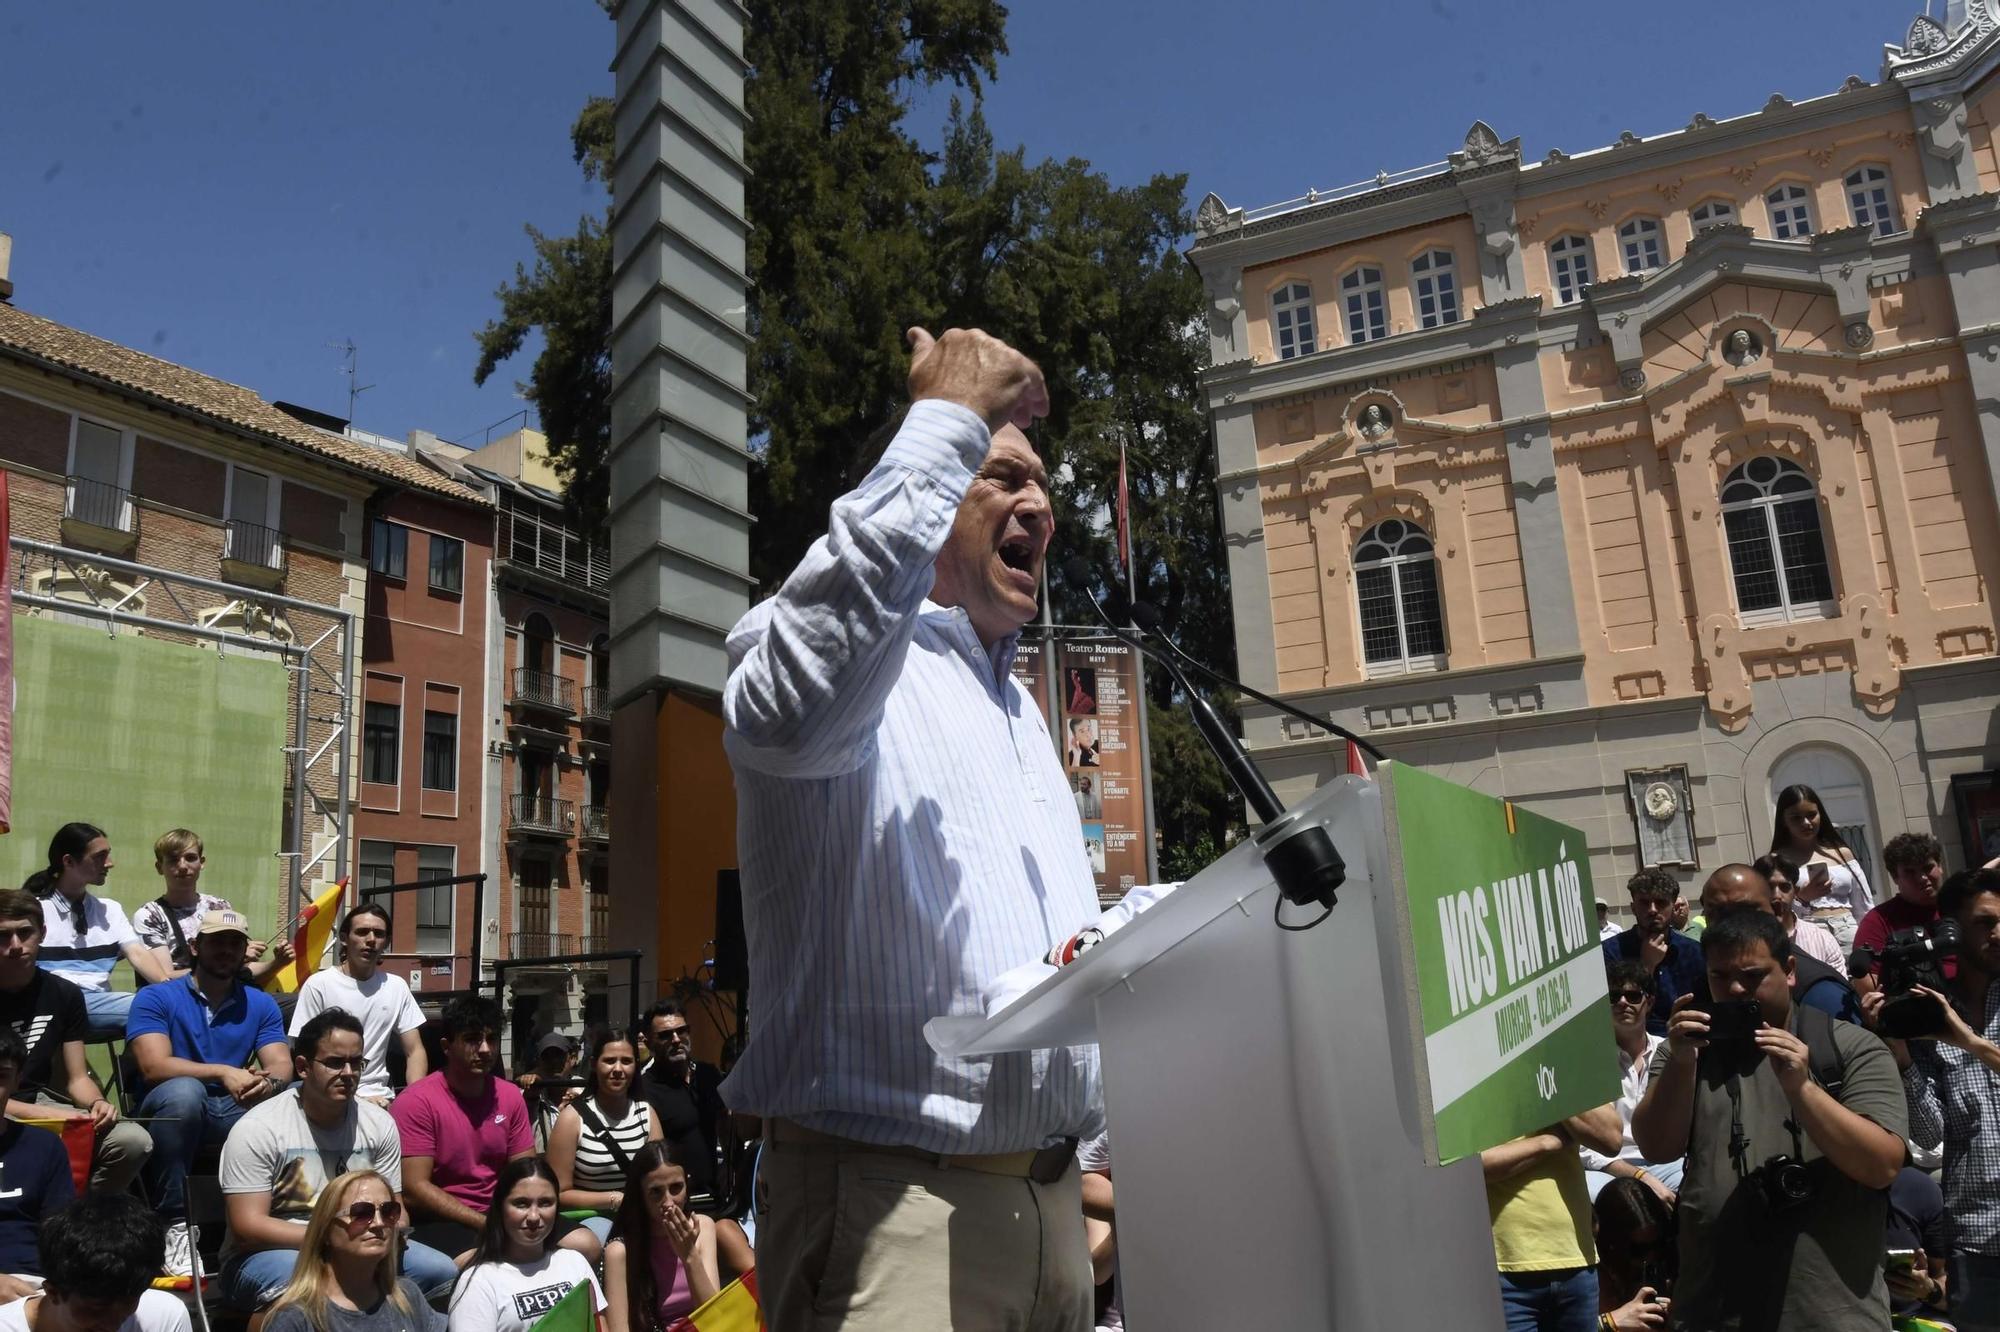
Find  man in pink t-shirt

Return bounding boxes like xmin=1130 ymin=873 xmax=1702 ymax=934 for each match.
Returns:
xmin=1854 ymin=832 xmax=1949 ymax=977
xmin=390 ymin=996 xmax=600 ymax=1263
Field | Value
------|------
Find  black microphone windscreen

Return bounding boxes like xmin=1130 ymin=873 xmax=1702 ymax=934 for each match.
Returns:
xmin=1129 ymin=602 xmax=1164 ymax=633
xmin=1061 ymin=557 xmax=1094 ymax=588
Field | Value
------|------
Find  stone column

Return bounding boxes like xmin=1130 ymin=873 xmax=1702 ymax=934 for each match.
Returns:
xmin=1478 ymin=298 xmax=1582 ymax=655
xmin=606 ymin=0 xmax=755 ymax=1040
xmin=1925 ymin=194 xmax=2000 ymax=532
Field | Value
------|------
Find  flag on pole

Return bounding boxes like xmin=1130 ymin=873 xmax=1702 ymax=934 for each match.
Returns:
xmin=270 ymin=878 xmax=347 ymax=993
xmin=527 ymin=1279 xmax=595 ymax=1332
xmin=1114 ymin=442 xmax=1132 ymax=595
xmin=667 ymin=1270 xmax=763 ymax=1332
xmin=0 ymin=470 xmax=13 ymax=835
xmin=1346 ymin=739 xmax=1371 ymax=780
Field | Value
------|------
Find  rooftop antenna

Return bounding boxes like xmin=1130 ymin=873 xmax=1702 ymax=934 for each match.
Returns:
xmin=329 ymin=339 xmax=375 ymax=425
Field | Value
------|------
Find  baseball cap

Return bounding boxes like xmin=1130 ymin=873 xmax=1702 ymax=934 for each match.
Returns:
xmin=1594 ymin=897 xmax=1610 ymax=910
xmin=535 ymin=1031 xmax=571 ymax=1056
xmin=195 ymin=908 xmax=251 ymax=938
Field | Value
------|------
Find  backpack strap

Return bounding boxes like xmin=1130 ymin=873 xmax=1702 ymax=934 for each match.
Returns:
xmin=573 ymin=1098 xmax=636 ymax=1177
xmin=154 ymin=896 xmax=192 ymax=972
xmin=1794 ymin=1002 xmax=1848 ymax=1100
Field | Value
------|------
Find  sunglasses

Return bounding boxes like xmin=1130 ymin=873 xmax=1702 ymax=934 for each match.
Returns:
xmin=315 ymin=1057 xmax=365 ymax=1073
xmin=342 ymin=1200 xmax=403 ymax=1228
xmin=1610 ymin=989 xmax=1650 ymax=1006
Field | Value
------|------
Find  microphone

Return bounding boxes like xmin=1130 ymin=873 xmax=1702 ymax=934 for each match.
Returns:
xmin=1061 ymin=559 xmax=1344 ymax=912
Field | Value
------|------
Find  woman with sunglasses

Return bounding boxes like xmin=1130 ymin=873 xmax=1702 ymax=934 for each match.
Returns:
xmin=448 ymin=1159 xmax=606 ymax=1332
xmin=1770 ymin=784 xmax=1873 ymax=949
xmin=1579 ymin=960 xmax=1683 ymax=1206
xmin=604 ymin=1142 xmax=721 ymax=1332
xmin=264 ymin=1169 xmax=442 ymax=1332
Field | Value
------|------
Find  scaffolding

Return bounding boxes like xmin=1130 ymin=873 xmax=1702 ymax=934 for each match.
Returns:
xmin=8 ymin=536 xmax=356 ymax=920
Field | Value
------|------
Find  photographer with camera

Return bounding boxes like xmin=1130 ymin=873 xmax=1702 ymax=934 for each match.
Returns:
xmin=1854 ymin=832 xmax=1949 ymax=978
xmin=1631 ymin=909 xmax=1907 ymax=1331
xmin=1880 ymin=866 xmax=2000 ymax=1330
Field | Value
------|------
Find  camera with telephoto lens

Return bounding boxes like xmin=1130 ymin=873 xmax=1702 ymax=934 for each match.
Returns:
xmin=1857 ymin=918 xmax=1960 ymax=1038
xmin=1749 ymin=1153 xmax=1817 ymax=1215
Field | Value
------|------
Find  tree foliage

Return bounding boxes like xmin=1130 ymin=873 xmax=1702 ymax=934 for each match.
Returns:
xmin=478 ymin=0 xmax=1240 ymax=860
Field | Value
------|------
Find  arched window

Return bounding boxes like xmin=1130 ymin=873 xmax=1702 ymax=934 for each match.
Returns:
xmin=1689 ymin=198 xmax=1736 ymax=231
xmin=1549 ymin=234 xmax=1593 ymax=305
xmin=1845 ymin=165 xmax=1900 ymax=236
xmin=1766 ymin=183 xmax=1816 ymax=241
xmin=1342 ymin=266 xmax=1388 ymax=343
xmin=1354 ymin=519 xmax=1446 ymax=673
xmin=1618 ymin=217 xmax=1667 ymax=272
xmin=1270 ymin=282 xmax=1317 ymax=360
xmin=1719 ymin=456 xmax=1835 ymax=624
xmin=521 ymin=613 xmax=555 ymax=675
xmin=1410 ymin=250 xmax=1460 ymax=328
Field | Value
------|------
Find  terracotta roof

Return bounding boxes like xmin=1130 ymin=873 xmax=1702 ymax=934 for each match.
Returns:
xmin=0 ymin=303 xmax=486 ymax=505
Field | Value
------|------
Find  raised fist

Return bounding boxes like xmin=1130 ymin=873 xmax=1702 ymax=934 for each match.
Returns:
xmin=906 ymin=327 xmax=1049 ymax=431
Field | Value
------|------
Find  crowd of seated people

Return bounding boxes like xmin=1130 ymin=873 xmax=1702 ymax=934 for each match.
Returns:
xmin=1 ymin=822 xmax=755 ymax=1332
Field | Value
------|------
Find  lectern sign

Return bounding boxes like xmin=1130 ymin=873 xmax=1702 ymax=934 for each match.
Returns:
xmin=1380 ymin=764 xmax=1619 ymax=1165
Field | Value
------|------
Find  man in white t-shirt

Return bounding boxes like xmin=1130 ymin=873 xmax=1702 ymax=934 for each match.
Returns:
xmin=288 ymin=903 xmax=426 ymax=1103
xmin=0 ymin=1193 xmax=191 ymax=1332
xmin=217 ymin=1008 xmax=459 ymax=1310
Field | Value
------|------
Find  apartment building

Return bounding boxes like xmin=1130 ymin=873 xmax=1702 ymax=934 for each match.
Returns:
xmin=0 ymin=299 xmax=481 ymax=941
xmin=1188 ymin=7 xmax=2000 ymax=888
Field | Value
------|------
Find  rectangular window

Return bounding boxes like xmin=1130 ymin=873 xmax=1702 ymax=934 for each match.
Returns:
xmin=371 ymin=519 xmax=408 ymax=579
xmin=428 ymin=534 xmax=464 ymax=594
xmin=588 ymin=862 xmax=609 ymax=947
xmin=357 ymin=843 xmax=395 ymax=946
xmin=416 ymin=846 xmax=454 ymax=955
xmin=421 ymin=710 xmax=457 ymax=791
xmin=518 ymin=860 xmax=553 ymax=954
xmin=363 ymin=701 xmax=400 ymax=785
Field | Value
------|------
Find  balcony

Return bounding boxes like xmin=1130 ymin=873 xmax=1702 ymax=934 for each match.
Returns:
xmin=507 ymin=931 xmax=576 ymax=964
xmin=510 ymin=668 xmax=575 ymax=717
xmin=508 ymin=794 xmax=575 ymax=839
xmin=581 ymin=686 xmax=612 ymax=725
xmin=496 ymin=507 xmax=608 ymax=595
xmin=579 ymin=804 xmax=609 ymax=843
xmin=222 ymin=518 xmax=286 ymax=588
xmin=61 ymin=475 xmax=136 ymax=553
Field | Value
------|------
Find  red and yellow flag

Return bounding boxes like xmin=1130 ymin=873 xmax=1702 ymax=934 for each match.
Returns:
xmin=270 ymin=878 xmax=347 ymax=993
xmin=668 ymin=1270 xmax=762 ymax=1332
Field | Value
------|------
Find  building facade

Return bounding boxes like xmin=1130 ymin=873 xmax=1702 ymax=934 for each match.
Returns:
xmin=0 ymin=301 xmax=480 ymax=944
xmin=1188 ymin=8 xmax=2000 ymax=895
xmin=431 ymin=429 xmax=613 ymax=1056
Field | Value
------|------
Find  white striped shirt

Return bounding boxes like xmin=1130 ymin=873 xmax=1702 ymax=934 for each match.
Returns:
xmin=720 ymin=399 xmax=1103 ymax=1154
xmin=570 ymin=1095 xmax=652 ymax=1192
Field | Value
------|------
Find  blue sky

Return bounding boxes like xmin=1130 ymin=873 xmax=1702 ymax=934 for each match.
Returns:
xmin=1 ymin=0 xmax=1908 ymax=446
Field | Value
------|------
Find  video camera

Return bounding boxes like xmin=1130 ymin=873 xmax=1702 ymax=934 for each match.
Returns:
xmin=1855 ymin=918 xmax=1959 ymax=1038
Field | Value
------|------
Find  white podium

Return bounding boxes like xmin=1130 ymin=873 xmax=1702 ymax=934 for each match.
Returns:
xmin=928 ymin=775 xmax=1505 ymax=1328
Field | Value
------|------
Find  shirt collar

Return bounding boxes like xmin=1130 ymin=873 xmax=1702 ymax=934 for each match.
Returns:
xmin=918 ymin=599 xmax=1023 ymax=685
xmin=184 ymin=971 xmax=244 ymax=1012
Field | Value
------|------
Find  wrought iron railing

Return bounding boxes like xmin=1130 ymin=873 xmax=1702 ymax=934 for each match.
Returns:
xmin=224 ymin=518 xmax=284 ymax=570
xmin=579 ymin=804 xmax=609 ymax=840
xmin=509 ymin=794 xmax=575 ymax=835
xmin=581 ymin=686 xmax=611 ymax=722
xmin=63 ymin=475 xmax=133 ymax=533
xmin=508 ymin=930 xmax=576 ymax=960
xmin=510 ymin=668 xmax=575 ymax=713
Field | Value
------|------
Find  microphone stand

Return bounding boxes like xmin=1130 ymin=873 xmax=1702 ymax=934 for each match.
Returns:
xmin=1067 ymin=569 xmax=1344 ymax=915
xmin=1124 ymin=601 xmax=1386 ymax=763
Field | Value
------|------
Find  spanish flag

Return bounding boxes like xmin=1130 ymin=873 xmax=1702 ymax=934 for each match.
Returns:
xmin=269 ymin=879 xmax=346 ymax=993
xmin=667 ymin=1271 xmax=762 ymax=1332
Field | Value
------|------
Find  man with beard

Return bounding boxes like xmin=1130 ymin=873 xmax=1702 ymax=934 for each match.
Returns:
xmin=1602 ymin=869 xmax=1703 ymax=1036
xmin=635 ymin=999 xmax=725 ymax=1208
xmin=722 ymin=328 xmax=1106 ymax=1329
xmin=128 ymin=908 xmax=292 ymax=1276
xmin=391 ymin=995 xmax=598 ymax=1266
xmin=216 ymin=1009 xmax=458 ymax=1311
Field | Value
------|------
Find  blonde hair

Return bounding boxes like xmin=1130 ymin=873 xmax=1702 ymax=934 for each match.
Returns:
xmin=153 ymin=829 xmax=203 ymax=869
xmin=263 ymin=1170 xmax=416 ymax=1332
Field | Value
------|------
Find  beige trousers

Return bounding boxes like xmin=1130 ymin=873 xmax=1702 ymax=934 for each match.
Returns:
xmin=755 ymin=1137 xmax=1092 ymax=1332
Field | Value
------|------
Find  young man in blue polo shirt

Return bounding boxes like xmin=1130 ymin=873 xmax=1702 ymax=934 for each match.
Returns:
xmin=126 ymin=909 xmax=290 ymax=1277
xmin=1601 ymin=868 xmax=1704 ymax=1036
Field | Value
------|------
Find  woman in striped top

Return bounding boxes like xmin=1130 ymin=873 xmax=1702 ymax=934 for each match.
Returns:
xmin=547 ymin=1028 xmax=662 ymax=1246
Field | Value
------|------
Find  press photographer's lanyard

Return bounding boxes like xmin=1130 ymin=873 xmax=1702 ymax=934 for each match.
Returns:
xmin=1724 ymin=1069 xmax=1806 ymax=1181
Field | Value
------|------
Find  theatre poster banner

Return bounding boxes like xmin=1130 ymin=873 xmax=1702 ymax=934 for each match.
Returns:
xmin=1379 ymin=762 xmax=1620 ymax=1165
xmin=1010 ymin=631 xmax=1155 ymax=904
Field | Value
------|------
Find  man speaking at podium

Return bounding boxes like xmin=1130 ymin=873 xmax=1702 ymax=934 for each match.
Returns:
xmin=721 ymin=327 xmax=1099 ymax=1330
